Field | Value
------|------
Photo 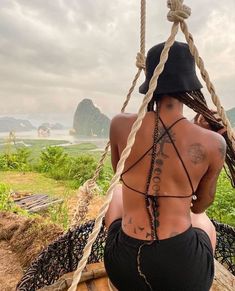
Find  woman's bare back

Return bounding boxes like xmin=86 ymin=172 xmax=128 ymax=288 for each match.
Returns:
xmin=110 ymin=107 xmax=226 ymax=240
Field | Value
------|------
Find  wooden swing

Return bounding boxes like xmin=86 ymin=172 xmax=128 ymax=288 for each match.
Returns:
xmin=17 ymin=1 xmax=235 ymax=290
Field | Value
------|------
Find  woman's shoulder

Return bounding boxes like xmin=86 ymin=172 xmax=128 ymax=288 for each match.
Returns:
xmin=110 ymin=113 xmax=138 ymax=128
xmin=187 ymin=121 xmax=227 ymax=157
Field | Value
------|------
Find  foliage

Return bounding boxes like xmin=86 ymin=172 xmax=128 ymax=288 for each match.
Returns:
xmin=67 ymin=155 xmax=97 ymax=183
xmin=0 ymin=148 xmax=31 ymax=172
xmin=97 ymin=163 xmax=113 ymax=194
xmin=38 ymin=146 xmax=68 ymax=173
xmin=48 ymin=201 xmax=69 ymax=230
xmin=38 ymin=146 xmax=98 ymax=188
xmin=0 ymin=183 xmax=28 ymax=215
xmin=207 ymin=171 xmax=235 ymax=226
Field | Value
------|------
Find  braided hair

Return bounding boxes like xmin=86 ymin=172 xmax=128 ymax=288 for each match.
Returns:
xmin=148 ymin=90 xmax=235 ymax=187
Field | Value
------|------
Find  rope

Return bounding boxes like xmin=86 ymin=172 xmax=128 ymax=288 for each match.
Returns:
xmin=68 ymin=6 xmax=180 ymax=291
xmin=179 ymin=21 xmax=235 ymax=148
xmin=71 ymin=0 xmax=146 ymax=226
xmin=167 ymin=0 xmax=234 ymax=149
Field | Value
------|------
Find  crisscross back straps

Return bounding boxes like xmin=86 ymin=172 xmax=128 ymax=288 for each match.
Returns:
xmin=121 ymin=117 xmax=186 ymax=177
xmin=159 ymin=117 xmax=195 ymax=195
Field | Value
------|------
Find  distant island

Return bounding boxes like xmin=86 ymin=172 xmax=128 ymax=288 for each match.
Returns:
xmin=38 ymin=122 xmax=64 ymax=137
xmin=39 ymin=122 xmax=64 ymax=130
xmin=0 ymin=117 xmax=35 ymax=132
xmin=0 ymin=117 xmax=66 ymax=133
xmin=73 ymin=99 xmax=110 ymax=137
xmin=227 ymin=107 xmax=235 ymax=127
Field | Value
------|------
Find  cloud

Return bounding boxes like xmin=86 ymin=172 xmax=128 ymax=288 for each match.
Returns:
xmin=0 ymin=0 xmax=234 ymax=125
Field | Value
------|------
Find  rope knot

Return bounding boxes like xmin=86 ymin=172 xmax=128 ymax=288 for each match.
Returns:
xmin=167 ymin=0 xmax=191 ymax=23
xmin=136 ymin=52 xmax=146 ymax=70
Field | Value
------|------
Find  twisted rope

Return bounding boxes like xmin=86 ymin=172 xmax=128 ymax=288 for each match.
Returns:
xmin=166 ymin=0 xmax=234 ymax=149
xmin=71 ymin=0 xmax=146 ymax=226
xmin=68 ymin=14 xmax=179 ymax=291
xmin=179 ymin=21 xmax=235 ymax=148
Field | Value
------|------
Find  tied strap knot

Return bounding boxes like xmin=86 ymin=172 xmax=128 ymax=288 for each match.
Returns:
xmin=167 ymin=0 xmax=191 ymax=23
xmin=136 ymin=52 xmax=146 ymax=70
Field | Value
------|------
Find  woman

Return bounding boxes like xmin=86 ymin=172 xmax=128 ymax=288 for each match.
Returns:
xmin=104 ymin=42 xmax=226 ymax=291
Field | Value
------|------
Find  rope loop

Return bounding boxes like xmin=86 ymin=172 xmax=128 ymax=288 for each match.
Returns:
xmin=167 ymin=0 xmax=191 ymax=23
xmin=136 ymin=52 xmax=146 ymax=70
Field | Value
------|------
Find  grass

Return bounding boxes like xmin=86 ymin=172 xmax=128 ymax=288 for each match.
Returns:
xmin=0 ymin=139 xmax=103 ymax=164
xmin=0 ymin=171 xmax=76 ymax=198
xmin=0 ymin=171 xmax=78 ymax=229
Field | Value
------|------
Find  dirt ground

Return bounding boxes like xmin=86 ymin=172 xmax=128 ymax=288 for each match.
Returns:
xmin=0 ymin=212 xmax=62 ymax=290
xmin=0 ymin=191 xmax=106 ymax=291
xmin=0 ymin=241 xmax=23 ymax=291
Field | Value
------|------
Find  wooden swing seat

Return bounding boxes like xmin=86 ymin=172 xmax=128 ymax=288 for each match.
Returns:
xmin=39 ymin=261 xmax=234 ymax=291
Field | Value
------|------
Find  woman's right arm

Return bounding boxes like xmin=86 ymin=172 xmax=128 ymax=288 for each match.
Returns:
xmin=191 ymin=134 xmax=226 ymax=214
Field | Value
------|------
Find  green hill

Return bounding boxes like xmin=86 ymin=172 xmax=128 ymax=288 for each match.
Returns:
xmin=227 ymin=107 xmax=235 ymax=127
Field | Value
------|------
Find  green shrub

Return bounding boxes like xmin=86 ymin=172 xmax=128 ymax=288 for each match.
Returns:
xmin=0 ymin=155 xmax=8 ymax=170
xmin=38 ymin=146 xmax=98 ymax=188
xmin=0 ymin=183 xmax=12 ymax=211
xmin=66 ymin=155 xmax=97 ymax=184
xmin=48 ymin=202 xmax=69 ymax=230
xmin=38 ymin=146 xmax=68 ymax=173
xmin=0 ymin=183 xmax=28 ymax=215
xmin=0 ymin=148 xmax=31 ymax=172
xmin=207 ymin=171 xmax=235 ymax=226
xmin=97 ymin=164 xmax=113 ymax=194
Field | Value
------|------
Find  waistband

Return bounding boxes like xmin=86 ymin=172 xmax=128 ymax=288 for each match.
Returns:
xmin=119 ymin=223 xmax=194 ymax=248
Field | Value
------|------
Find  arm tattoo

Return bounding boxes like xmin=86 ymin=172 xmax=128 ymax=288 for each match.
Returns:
xmin=188 ymin=143 xmax=206 ymax=165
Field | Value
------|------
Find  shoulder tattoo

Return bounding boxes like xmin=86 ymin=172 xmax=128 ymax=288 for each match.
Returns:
xmin=188 ymin=143 xmax=206 ymax=165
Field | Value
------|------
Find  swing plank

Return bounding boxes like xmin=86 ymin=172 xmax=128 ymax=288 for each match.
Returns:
xmin=39 ymin=261 xmax=234 ymax=291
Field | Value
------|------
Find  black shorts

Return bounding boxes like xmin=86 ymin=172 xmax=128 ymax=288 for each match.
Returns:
xmin=104 ymin=219 xmax=214 ymax=291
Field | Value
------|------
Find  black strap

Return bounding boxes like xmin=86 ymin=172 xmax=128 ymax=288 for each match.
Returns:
xmin=121 ymin=117 xmax=186 ymax=177
xmin=159 ymin=117 xmax=195 ymax=195
xmin=121 ymin=179 xmax=192 ymax=198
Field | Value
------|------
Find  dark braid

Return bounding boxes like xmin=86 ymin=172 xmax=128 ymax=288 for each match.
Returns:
xmin=148 ymin=90 xmax=235 ymax=187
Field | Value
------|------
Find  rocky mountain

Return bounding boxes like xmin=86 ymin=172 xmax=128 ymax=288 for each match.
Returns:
xmin=73 ymin=99 xmax=110 ymax=137
xmin=227 ymin=107 xmax=235 ymax=127
xmin=0 ymin=117 xmax=35 ymax=132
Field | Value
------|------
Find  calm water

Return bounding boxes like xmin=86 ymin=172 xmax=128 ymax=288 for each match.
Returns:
xmin=0 ymin=130 xmax=108 ymax=149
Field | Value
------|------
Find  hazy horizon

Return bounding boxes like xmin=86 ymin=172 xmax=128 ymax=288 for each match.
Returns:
xmin=1 ymin=0 xmax=235 ymax=126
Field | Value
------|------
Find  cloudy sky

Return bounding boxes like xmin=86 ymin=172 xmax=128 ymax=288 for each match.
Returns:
xmin=0 ymin=0 xmax=234 ymax=126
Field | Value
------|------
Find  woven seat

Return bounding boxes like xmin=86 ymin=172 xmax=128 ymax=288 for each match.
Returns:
xmin=17 ymin=220 xmax=234 ymax=291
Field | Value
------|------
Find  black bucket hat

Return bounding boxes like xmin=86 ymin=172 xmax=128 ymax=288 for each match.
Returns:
xmin=139 ymin=41 xmax=202 ymax=95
